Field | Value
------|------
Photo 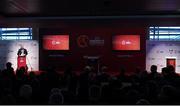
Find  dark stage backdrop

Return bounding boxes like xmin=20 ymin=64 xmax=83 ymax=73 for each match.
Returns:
xmin=39 ymin=26 xmax=147 ymax=75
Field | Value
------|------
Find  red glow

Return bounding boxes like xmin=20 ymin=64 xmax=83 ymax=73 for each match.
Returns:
xmin=113 ymin=35 xmax=140 ymax=50
xmin=43 ymin=35 xmax=69 ymax=50
xmin=17 ymin=56 xmax=26 ymax=69
xmin=167 ymin=58 xmax=176 ymax=68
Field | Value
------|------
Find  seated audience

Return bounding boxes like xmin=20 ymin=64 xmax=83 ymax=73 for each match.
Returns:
xmin=0 ymin=63 xmax=180 ymax=104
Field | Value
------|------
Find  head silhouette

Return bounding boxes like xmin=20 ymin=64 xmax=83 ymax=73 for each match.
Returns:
xmin=150 ymin=65 xmax=157 ymax=73
xmin=6 ymin=62 xmax=12 ymax=69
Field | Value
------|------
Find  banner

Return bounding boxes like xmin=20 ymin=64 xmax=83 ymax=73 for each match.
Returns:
xmin=0 ymin=40 xmax=39 ymax=71
xmin=146 ymin=41 xmax=180 ymax=73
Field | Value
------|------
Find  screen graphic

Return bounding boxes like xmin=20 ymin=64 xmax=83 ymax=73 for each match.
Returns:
xmin=112 ymin=35 xmax=140 ymax=50
xmin=43 ymin=35 xmax=69 ymax=50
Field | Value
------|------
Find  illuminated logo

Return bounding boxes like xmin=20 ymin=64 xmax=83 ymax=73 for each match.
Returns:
xmin=43 ymin=35 xmax=69 ymax=50
xmin=52 ymin=40 xmax=61 ymax=45
xmin=121 ymin=40 xmax=132 ymax=45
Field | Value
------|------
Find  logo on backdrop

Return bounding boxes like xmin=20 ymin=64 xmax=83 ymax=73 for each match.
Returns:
xmin=169 ymin=49 xmax=174 ymax=54
xmin=147 ymin=57 xmax=155 ymax=60
xmin=31 ymin=56 xmax=37 ymax=60
xmin=157 ymin=64 xmax=164 ymax=68
xmin=77 ymin=35 xmax=89 ymax=48
xmin=89 ymin=36 xmax=104 ymax=46
xmin=31 ymin=42 xmax=37 ymax=46
xmin=7 ymin=50 xmax=14 ymax=54
xmin=52 ymin=40 xmax=61 ymax=45
xmin=121 ymin=40 xmax=132 ymax=45
xmin=160 ymin=51 xmax=164 ymax=53
xmin=77 ymin=35 xmax=105 ymax=48
xmin=146 ymin=41 xmax=180 ymax=73
xmin=156 ymin=50 xmax=164 ymax=54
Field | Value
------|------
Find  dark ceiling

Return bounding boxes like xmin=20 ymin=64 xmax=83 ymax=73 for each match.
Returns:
xmin=1 ymin=0 xmax=180 ymax=17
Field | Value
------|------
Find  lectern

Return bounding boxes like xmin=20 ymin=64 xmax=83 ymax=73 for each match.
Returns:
xmin=17 ymin=56 xmax=26 ymax=69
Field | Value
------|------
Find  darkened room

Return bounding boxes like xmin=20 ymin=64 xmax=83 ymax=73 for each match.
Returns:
xmin=0 ymin=0 xmax=180 ymax=105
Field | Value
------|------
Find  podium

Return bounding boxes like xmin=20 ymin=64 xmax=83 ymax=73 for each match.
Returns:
xmin=17 ymin=56 xmax=26 ymax=69
xmin=84 ymin=56 xmax=100 ymax=73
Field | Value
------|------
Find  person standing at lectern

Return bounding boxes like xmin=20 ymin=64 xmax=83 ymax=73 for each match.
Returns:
xmin=17 ymin=45 xmax=28 ymax=70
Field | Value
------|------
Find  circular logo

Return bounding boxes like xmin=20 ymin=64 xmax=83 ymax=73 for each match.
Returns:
xmin=77 ymin=35 xmax=89 ymax=48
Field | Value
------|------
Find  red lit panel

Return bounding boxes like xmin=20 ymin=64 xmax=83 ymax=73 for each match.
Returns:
xmin=113 ymin=35 xmax=140 ymax=50
xmin=43 ymin=35 xmax=69 ymax=50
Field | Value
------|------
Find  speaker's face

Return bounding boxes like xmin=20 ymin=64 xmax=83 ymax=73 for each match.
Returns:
xmin=20 ymin=49 xmax=26 ymax=56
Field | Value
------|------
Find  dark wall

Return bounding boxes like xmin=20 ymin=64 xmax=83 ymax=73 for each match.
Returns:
xmin=39 ymin=23 xmax=147 ymax=75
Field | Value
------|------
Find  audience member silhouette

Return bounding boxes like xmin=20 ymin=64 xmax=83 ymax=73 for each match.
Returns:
xmin=149 ymin=65 xmax=161 ymax=80
xmin=0 ymin=63 xmax=180 ymax=104
xmin=48 ymin=88 xmax=64 ymax=104
xmin=3 ymin=62 xmax=15 ymax=79
xmin=96 ymin=66 xmax=110 ymax=83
